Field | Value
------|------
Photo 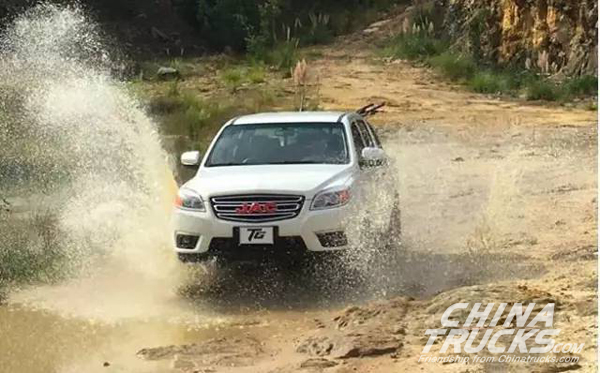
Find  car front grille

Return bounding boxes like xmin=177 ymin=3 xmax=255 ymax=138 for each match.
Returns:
xmin=210 ymin=194 xmax=304 ymax=222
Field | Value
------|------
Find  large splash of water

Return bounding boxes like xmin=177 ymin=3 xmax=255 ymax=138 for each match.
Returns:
xmin=0 ymin=4 xmax=184 ymax=318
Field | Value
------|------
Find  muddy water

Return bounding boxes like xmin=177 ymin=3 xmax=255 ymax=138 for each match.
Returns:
xmin=1 ymin=260 xmax=315 ymax=373
xmin=0 ymin=305 xmax=200 ymax=373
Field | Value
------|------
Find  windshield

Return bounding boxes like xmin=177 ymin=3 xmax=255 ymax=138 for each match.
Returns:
xmin=205 ymin=122 xmax=349 ymax=167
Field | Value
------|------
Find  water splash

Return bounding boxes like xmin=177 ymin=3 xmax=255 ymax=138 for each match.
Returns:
xmin=0 ymin=4 xmax=183 ymax=318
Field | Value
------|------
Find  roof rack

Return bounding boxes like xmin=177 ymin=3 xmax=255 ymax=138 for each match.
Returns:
xmin=356 ymin=102 xmax=385 ymax=117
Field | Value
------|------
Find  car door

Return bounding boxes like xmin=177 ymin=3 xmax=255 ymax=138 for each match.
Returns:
xmin=355 ymin=118 xmax=395 ymax=231
xmin=347 ymin=119 xmax=378 ymax=229
xmin=349 ymin=118 xmax=369 ymax=199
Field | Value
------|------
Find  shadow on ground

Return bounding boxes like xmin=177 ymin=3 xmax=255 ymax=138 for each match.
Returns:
xmin=178 ymin=245 xmax=546 ymax=314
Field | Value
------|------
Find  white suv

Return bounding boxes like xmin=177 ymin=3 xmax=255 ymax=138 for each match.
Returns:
xmin=173 ymin=111 xmax=400 ymax=263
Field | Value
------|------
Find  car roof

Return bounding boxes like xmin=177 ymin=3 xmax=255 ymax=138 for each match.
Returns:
xmin=231 ymin=111 xmax=349 ymax=125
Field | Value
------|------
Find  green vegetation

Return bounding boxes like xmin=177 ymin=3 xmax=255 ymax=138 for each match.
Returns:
xmin=0 ymin=210 xmax=66 ymax=290
xmin=468 ymin=72 xmax=512 ymax=94
xmin=248 ymin=36 xmax=300 ymax=72
xmin=220 ymin=67 xmax=244 ymax=92
xmin=564 ymin=75 xmax=598 ymax=97
xmin=427 ymin=52 xmax=476 ymax=81
xmin=526 ymin=80 xmax=561 ymax=101
xmin=188 ymin=0 xmax=400 ymax=53
xmin=383 ymin=29 xmax=598 ymax=102
xmin=147 ymin=80 xmax=281 ymax=154
xmin=383 ymin=32 xmax=447 ymax=60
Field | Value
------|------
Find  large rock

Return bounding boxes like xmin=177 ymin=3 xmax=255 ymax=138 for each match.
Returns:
xmin=137 ymin=336 xmax=263 ymax=370
xmin=297 ymin=297 xmax=410 ymax=359
xmin=157 ymin=66 xmax=181 ymax=80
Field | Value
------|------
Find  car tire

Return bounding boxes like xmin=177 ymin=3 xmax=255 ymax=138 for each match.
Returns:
xmin=177 ymin=253 xmax=211 ymax=263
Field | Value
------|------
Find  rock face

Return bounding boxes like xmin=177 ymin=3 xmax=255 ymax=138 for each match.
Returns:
xmin=436 ymin=0 xmax=598 ymax=76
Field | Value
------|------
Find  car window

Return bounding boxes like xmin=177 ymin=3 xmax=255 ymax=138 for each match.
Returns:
xmin=351 ymin=122 xmax=366 ymax=157
xmin=206 ymin=122 xmax=349 ymax=166
xmin=356 ymin=120 xmax=374 ymax=147
xmin=365 ymin=121 xmax=382 ymax=148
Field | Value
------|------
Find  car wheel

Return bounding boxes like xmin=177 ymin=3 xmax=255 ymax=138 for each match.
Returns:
xmin=177 ymin=253 xmax=210 ymax=263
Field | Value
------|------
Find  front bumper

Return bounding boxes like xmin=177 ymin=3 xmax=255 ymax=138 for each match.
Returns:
xmin=172 ymin=203 xmax=350 ymax=255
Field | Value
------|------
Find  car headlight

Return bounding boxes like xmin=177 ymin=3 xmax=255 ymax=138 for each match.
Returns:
xmin=310 ymin=188 xmax=351 ymax=210
xmin=175 ymin=188 xmax=206 ymax=211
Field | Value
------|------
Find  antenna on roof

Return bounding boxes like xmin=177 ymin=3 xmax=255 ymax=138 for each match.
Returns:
xmin=357 ymin=102 xmax=385 ymax=117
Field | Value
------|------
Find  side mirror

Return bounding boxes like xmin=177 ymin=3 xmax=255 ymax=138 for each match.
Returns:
xmin=360 ymin=147 xmax=387 ymax=167
xmin=180 ymin=151 xmax=202 ymax=167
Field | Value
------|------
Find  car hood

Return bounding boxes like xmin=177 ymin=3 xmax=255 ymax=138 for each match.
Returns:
xmin=184 ymin=164 xmax=354 ymax=199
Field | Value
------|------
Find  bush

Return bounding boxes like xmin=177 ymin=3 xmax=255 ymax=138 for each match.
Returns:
xmin=384 ymin=32 xmax=447 ymax=60
xmin=196 ymin=0 xmax=260 ymax=51
xmin=526 ymin=80 xmax=560 ymax=101
xmin=218 ymin=64 xmax=267 ymax=90
xmin=220 ymin=67 xmax=244 ymax=92
xmin=302 ymin=12 xmax=334 ymax=45
xmin=468 ymin=72 xmax=505 ymax=93
xmin=428 ymin=52 xmax=476 ymax=81
xmin=467 ymin=71 xmax=521 ymax=94
xmin=564 ymin=75 xmax=598 ymax=97
xmin=249 ymin=36 xmax=299 ymax=71
xmin=269 ymin=38 xmax=299 ymax=71
xmin=247 ymin=64 xmax=266 ymax=83
xmin=188 ymin=0 xmax=398 ymax=53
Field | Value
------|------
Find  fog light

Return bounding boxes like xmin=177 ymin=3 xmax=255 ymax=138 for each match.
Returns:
xmin=176 ymin=234 xmax=199 ymax=249
xmin=316 ymin=231 xmax=348 ymax=248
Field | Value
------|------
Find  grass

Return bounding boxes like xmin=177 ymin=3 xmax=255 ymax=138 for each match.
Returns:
xmin=248 ymin=37 xmax=300 ymax=73
xmin=468 ymin=72 xmax=508 ymax=93
xmin=247 ymin=64 xmax=266 ymax=84
xmin=383 ymin=32 xmax=447 ymax=60
xmin=564 ymin=75 xmax=598 ymax=97
xmin=148 ymin=82 xmax=281 ymax=154
xmin=219 ymin=63 xmax=267 ymax=91
xmin=526 ymin=80 xmax=561 ymax=101
xmin=220 ymin=67 xmax=244 ymax=92
xmin=383 ymin=32 xmax=598 ymax=102
xmin=428 ymin=52 xmax=476 ymax=81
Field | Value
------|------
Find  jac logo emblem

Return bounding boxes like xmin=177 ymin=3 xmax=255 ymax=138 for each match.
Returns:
xmin=235 ymin=202 xmax=277 ymax=214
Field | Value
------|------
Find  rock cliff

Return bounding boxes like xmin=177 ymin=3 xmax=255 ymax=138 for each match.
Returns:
xmin=437 ymin=0 xmax=597 ymax=76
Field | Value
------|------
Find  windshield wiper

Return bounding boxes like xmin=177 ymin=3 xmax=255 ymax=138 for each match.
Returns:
xmin=268 ymin=161 xmax=323 ymax=164
xmin=206 ymin=162 xmax=244 ymax=167
xmin=208 ymin=160 xmax=330 ymax=167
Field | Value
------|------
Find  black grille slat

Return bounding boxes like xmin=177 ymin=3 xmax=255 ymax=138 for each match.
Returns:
xmin=210 ymin=194 xmax=304 ymax=223
xmin=212 ymin=195 xmax=303 ymax=203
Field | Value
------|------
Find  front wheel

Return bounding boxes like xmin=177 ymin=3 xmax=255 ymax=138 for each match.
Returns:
xmin=177 ymin=252 xmax=211 ymax=263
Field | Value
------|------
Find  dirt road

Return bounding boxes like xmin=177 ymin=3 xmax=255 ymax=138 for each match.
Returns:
xmin=2 ymin=42 xmax=597 ymax=373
